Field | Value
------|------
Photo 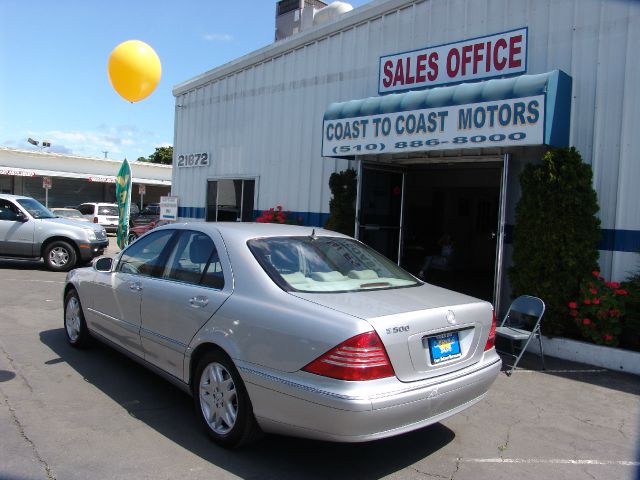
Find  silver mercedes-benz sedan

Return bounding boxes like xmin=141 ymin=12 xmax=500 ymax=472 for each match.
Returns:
xmin=63 ymin=223 xmax=501 ymax=448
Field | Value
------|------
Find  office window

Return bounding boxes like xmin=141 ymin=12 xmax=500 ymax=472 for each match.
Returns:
xmin=206 ymin=179 xmax=255 ymax=222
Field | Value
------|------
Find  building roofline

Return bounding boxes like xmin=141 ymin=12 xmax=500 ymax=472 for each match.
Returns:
xmin=0 ymin=146 xmax=172 ymax=170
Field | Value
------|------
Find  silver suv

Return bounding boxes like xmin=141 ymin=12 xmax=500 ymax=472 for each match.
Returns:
xmin=0 ymin=194 xmax=108 ymax=271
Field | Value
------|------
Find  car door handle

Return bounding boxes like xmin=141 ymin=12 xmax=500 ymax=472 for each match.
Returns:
xmin=189 ymin=296 xmax=209 ymax=308
xmin=129 ymin=282 xmax=143 ymax=291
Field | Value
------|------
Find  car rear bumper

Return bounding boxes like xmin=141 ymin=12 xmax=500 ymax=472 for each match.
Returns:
xmin=240 ymin=352 xmax=502 ymax=442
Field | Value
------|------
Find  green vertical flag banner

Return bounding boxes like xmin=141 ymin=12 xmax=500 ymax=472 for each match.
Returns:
xmin=116 ymin=158 xmax=132 ymax=250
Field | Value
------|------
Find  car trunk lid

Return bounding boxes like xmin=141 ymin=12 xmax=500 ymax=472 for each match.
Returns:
xmin=291 ymin=283 xmax=494 ymax=382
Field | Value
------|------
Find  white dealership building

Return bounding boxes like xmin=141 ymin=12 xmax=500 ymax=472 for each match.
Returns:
xmin=170 ymin=0 xmax=639 ymax=310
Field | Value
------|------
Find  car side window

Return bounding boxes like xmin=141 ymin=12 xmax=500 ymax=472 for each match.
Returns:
xmin=141 ymin=206 xmax=158 ymax=215
xmin=77 ymin=204 xmax=92 ymax=215
xmin=118 ymin=230 xmax=176 ymax=278
xmin=162 ymin=231 xmax=225 ymax=289
xmin=0 ymin=200 xmax=20 ymax=221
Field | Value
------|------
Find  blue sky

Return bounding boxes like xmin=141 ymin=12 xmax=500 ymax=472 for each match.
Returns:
xmin=0 ymin=0 xmax=370 ymax=160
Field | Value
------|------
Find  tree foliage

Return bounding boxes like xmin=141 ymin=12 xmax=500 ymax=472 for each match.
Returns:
xmin=508 ymin=147 xmax=601 ymax=336
xmin=140 ymin=146 xmax=173 ymax=165
xmin=324 ymin=169 xmax=357 ymax=236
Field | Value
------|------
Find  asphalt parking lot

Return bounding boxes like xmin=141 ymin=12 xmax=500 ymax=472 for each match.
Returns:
xmin=1 ymin=244 xmax=639 ymax=480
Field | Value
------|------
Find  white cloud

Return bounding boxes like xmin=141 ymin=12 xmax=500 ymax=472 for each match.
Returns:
xmin=203 ymin=33 xmax=234 ymax=42
xmin=4 ymin=125 xmax=167 ymax=160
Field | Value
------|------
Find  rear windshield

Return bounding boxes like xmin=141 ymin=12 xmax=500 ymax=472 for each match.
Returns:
xmin=98 ymin=206 xmax=118 ymax=216
xmin=56 ymin=209 xmax=82 ymax=218
xmin=248 ymin=236 xmax=419 ymax=293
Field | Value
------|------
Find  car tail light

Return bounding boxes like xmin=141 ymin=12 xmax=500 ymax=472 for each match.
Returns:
xmin=484 ymin=309 xmax=497 ymax=351
xmin=303 ymin=331 xmax=395 ymax=381
xmin=93 ymin=217 xmax=98 ymax=223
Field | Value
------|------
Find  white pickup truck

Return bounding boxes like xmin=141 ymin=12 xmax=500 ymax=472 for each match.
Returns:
xmin=0 ymin=194 xmax=108 ymax=271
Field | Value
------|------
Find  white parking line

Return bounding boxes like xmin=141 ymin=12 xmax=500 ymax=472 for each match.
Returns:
xmin=0 ymin=278 xmax=64 ymax=284
xmin=512 ymin=369 xmax=609 ymax=374
xmin=463 ymin=458 xmax=639 ymax=466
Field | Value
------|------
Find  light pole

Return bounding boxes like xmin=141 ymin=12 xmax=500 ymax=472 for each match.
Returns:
xmin=27 ymin=138 xmax=53 ymax=207
xmin=27 ymin=138 xmax=52 ymax=151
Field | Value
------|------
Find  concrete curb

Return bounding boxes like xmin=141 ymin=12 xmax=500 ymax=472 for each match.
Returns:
xmin=527 ymin=335 xmax=640 ymax=375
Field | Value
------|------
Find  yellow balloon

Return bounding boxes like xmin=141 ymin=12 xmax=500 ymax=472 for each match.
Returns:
xmin=108 ymin=40 xmax=161 ymax=103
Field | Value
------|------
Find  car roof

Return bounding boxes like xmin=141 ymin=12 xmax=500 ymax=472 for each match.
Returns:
xmin=80 ymin=202 xmax=118 ymax=206
xmin=0 ymin=194 xmax=33 ymax=201
xmin=155 ymin=221 xmax=349 ymax=243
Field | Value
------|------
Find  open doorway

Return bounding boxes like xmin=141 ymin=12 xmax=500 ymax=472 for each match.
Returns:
xmin=358 ymin=166 xmax=404 ymax=262
xmin=401 ymin=162 xmax=502 ymax=301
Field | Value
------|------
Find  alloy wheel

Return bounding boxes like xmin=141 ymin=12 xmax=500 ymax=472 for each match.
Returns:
xmin=199 ymin=362 xmax=238 ymax=435
xmin=65 ymin=296 xmax=81 ymax=342
xmin=49 ymin=246 xmax=70 ymax=267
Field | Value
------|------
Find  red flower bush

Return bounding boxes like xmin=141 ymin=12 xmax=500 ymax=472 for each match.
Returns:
xmin=568 ymin=271 xmax=628 ymax=346
xmin=255 ymin=204 xmax=300 ymax=225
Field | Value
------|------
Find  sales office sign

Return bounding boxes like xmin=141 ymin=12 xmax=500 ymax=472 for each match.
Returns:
xmin=322 ymin=95 xmax=544 ymax=157
xmin=379 ymin=28 xmax=528 ymax=93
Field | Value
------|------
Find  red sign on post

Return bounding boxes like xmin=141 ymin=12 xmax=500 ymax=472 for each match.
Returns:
xmin=42 ymin=176 xmax=52 ymax=189
xmin=138 ymin=184 xmax=146 ymax=195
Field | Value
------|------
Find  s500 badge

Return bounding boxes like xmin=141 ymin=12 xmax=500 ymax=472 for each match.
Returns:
xmin=386 ymin=325 xmax=410 ymax=334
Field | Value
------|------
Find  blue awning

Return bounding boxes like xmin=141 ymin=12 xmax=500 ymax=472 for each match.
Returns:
xmin=323 ymin=70 xmax=571 ymax=151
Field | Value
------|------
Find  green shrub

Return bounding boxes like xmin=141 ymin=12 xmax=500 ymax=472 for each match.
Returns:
xmin=324 ymin=169 xmax=357 ymax=236
xmin=568 ymin=271 xmax=628 ymax=346
xmin=509 ymin=147 xmax=601 ymax=336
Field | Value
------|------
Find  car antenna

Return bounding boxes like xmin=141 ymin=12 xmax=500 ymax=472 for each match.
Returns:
xmin=309 ymin=228 xmax=318 ymax=240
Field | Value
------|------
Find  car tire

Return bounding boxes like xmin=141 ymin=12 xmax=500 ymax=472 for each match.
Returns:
xmin=44 ymin=240 xmax=77 ymax=272
xmin=193 ymin=350 xmax=262 ymax=448
xmin=63 ymin=289 xmax=91 ymax=348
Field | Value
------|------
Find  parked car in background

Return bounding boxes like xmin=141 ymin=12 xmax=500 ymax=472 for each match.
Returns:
xmin=63 ymin=223 xmax=501 ymax=448
xmin=51 ymin=207 xmax=92 ymax=223
xmin=129 ymin=202 xmax=140 ymax=217
xmin=0 ymin=194 xmax=108 ymax=271
xmin=127 ymin=219 xmax=169 ymax=244
xmin=77 ymin=202 xmax=119 ymax=232
xmin=131 ymin=203 xmax=160 ymax=227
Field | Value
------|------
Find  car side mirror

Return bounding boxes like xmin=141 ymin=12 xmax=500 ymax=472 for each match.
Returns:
xmin=15 ymin=211 xmax=28 ymax=222
xmin=93 ymin=256 xmax=114 ymax=272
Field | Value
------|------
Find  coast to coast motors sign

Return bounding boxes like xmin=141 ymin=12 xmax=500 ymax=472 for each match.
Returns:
xmin=379 ymin=28 xmax=528 ymax=93
xmin=322 ymin=95 xmax=544 ymax=157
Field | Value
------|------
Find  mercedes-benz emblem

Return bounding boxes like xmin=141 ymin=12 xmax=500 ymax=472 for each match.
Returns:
xmin=446 ymin=310 xmax=456 ymax=325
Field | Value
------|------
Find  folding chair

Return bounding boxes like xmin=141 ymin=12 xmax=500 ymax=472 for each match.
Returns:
xmin=495 ymin=295 xmax=546 ymax=376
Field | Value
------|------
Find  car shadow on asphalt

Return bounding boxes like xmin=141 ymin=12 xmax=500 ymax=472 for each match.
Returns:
xmin=497 ymin=350 xmax=640 ymax=396
xmin=0 ymin=258 xmax=46 ymax=270
xmin=40 ymin=328 xmax=456 ymax=479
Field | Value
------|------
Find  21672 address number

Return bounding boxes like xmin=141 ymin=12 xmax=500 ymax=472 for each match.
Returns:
xmin=177 ymin=153 xmax=209 ymax=167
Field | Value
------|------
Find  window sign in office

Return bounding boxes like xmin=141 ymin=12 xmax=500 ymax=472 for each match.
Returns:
xmin=323 ymin=95 xmax=544 ymax=156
